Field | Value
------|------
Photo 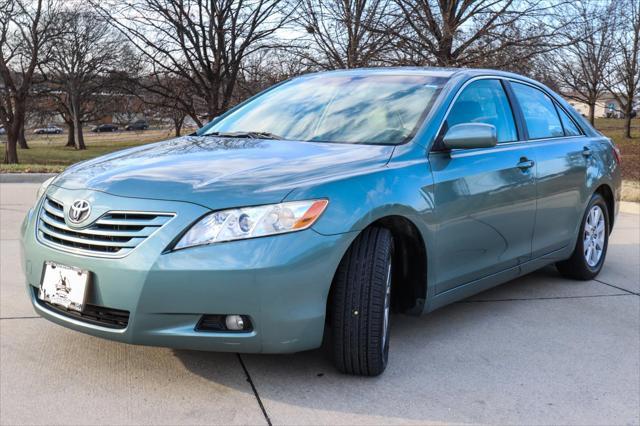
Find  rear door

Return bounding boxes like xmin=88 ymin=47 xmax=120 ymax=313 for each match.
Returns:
xmin=430 ymin=78 xmax=537 ymax=294
xmin=508 ymin=81 xmax=589 ymax=257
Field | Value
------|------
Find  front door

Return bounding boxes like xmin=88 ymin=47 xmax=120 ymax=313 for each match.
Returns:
xmin=429 ymin=78 xmax=537 ymax=294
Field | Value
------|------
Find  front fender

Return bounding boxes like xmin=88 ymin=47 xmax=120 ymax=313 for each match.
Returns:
xmin=285 ymin=148 xmax=435 ymax=238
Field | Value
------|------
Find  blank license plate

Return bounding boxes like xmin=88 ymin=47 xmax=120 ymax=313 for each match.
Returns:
xmin=39 ymin=261 xmax=89 ymax=312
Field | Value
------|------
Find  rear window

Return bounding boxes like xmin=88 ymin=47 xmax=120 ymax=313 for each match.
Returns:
xmin=511 ymin=82 xmax=564 ymax=140
xmin=556 ymin=106 xmax=582 ymax=136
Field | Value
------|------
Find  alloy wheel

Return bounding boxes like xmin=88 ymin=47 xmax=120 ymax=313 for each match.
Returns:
xmin=583 ymin=205 xmax=606 ymax=267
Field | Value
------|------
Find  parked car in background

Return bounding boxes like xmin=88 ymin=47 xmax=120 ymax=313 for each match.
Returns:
xmin=22 ymin=68 xmax=621 ymax=377
xmin=125 ymin=120 xmax=149 ymax=131
xmin=0 ymin=126 xmax=5 ymax=135
xmin=33 ymin=125 xmax=63 ymax=135
xmin=91 ymin=124 xmax=118 ymax=133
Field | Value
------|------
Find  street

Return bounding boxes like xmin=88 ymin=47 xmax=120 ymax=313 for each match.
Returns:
xmin=1 ymin=183 xmax=639 ymax=425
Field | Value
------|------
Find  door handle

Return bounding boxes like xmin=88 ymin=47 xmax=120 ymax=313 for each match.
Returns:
xmin=582 ymin=147 xmax=592 ymax=157
xmin=517 ymin=158 xmax=535 ymax=171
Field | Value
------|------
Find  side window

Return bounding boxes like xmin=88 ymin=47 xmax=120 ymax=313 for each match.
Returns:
xmin=511 ymin=82 xmax=564 ymax=139
xmin=556 ymin=105 xmax=582 ymax=136
xmin=446 ymin=79 xmax=518 ymax=143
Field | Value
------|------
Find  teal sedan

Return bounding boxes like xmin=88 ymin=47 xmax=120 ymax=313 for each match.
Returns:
xmin=21 ymin=68 xmax=621 ymax=376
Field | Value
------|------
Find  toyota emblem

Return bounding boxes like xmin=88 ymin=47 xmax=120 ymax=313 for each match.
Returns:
xmin=68 ymin=200 xmax=91 ymax=224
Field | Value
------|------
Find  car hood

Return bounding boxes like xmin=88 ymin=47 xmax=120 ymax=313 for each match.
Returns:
xmin=53 ymin=136 xmax=395 ymax=209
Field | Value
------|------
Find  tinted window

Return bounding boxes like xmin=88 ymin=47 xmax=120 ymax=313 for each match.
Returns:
xmin=556 ymin=106 xmax=582 ymax=136
xmin=446 ymin=79 xmax=517 ymax=143
xmin=511 ymin=82 xmax=564 ymax=139
xmin=204 ymin=75 xmax=447 ymax=145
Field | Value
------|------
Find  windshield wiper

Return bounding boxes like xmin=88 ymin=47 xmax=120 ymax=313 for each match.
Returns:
xmin=204 ymin=131 xmax=284 ymax=140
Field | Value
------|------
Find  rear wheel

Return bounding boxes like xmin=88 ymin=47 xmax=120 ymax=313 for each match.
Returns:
xmin=556 ymin=193 xmax=609 ymax=280
xmin=330 ymin=227 xmax=393 ymax=376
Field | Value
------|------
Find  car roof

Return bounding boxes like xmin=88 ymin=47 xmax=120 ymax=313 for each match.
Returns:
xmin=300 ymin=67 xmax=458 ymax=78
xmin=298 ymin=66 xmax=541 ymax=85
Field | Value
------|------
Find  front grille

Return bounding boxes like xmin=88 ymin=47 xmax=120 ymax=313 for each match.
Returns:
xmin=35 ymin=295 xmax=130 ymax=329
xmin=37 ymin=197 xmax=174 ymax=257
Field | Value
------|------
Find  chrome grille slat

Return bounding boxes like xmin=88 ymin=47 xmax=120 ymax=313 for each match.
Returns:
xmin=38 ymin=232 xmax=130 ymax=254
xmin=39 ymin=213 xmax=154 ymax=238
xmin=95 ymin=217 xmax=167 ymax=227
xmin=37 ymin=196 xmax=174 ymax=257
xmin=38 ymin=226 xmax=143 ymax=248
xmin=43 ymin=199 xmax=65 ymax=219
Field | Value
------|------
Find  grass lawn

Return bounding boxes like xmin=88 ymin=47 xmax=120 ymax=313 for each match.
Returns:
xmin=0 ymin=128 xmax=185 ymax=173
xmin=594 ymin=118 xmax=639 ymax=181
xmin=594 ymin=118 xmax=639 ymax=202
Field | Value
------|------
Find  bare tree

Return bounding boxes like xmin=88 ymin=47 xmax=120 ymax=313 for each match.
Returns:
xmin=605 ymin=0 xmax=640 ymax=138
xmin=163 ymin=107 xmax=188 ymax=137
xmin=387 ymin=0 xmax=572 ymax=69
xmin=93 ymin=0 xmax=292 ymax=125
xmin=295 ymin=0 xmax=393 ymax=69
xmin=550 ymin=1 xmax=617 ymax=125
xmin=45 ymin=8 xmax=130 ymax=150
xmin=56 ymin=102 xmax=75 ymax=147
xmin=234 ymin=48 xmax=309 ymax=101
xmin=134 ymin=75 xmax=194 ymax=137
xmin=0 ymin=0 xmax=60 ymax=163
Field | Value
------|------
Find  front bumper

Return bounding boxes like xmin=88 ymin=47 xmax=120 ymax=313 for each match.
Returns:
xmin=21 ymin=187 xmax=354 ymax=353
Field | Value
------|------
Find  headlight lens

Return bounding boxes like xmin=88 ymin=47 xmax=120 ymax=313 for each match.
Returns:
xmin=36 ymin=176 xmax=56 ymax=200
xmin=174 ymin=199 xmax=328 ymax=249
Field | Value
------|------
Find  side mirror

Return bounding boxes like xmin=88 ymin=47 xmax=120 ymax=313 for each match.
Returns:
xmin=443 ymin=123 xmax=497 ymax=150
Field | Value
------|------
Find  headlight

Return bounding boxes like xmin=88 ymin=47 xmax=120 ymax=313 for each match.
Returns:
xmin=36 ymin=176 xmax=56 ymax=200
xmin=174 ymin=199 xmax=328 ymax=250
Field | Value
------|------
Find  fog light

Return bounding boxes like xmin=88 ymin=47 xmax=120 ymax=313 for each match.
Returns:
xmin=225 ymin=315 xmax=245 ymax=331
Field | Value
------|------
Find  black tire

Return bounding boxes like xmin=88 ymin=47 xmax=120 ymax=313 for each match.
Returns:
xmin=330 ymin=227 xmax=393 ymax=376
xmin=556 ymin=193 xmax=610 ymax=280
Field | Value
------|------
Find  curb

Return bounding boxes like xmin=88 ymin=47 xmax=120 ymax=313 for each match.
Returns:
xmin=0 ymin=173 xmax=56 ymax=183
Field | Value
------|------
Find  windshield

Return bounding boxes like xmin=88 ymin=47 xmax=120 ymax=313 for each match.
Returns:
xmin=203 ymin=74 xmax=447 ymax=145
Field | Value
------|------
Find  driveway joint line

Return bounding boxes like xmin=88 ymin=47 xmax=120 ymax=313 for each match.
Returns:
xmin=237 ymin=353 xmax=272 ymax=426
xmin=459 ymin=293 xmax=632 ymax=303
xmin=0 ymin=315 xmax=41 ymax=320
xmin=593 ymin=279 xmax=640 ymax=296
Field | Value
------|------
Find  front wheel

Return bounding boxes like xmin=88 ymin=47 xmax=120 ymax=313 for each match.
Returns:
xmin=329 ymin=227 xmax=393 ymax=376
xmin=556 ymin=193 xmax=610 ymax=280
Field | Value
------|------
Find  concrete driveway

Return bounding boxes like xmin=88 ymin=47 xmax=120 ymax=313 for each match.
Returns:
xmin=1 ymin=183 xmax=638 ymax=425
